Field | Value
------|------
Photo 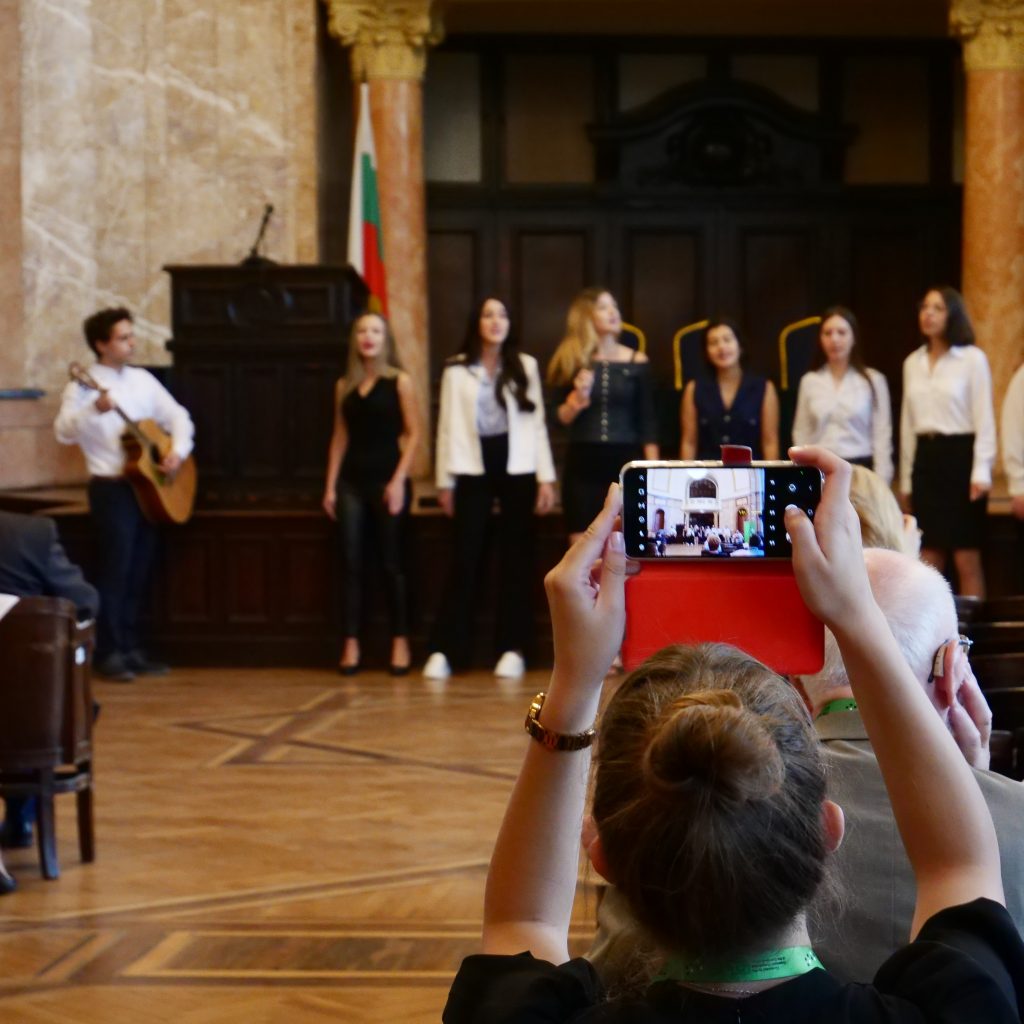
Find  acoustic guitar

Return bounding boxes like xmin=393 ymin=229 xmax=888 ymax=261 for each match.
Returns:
xmin=68 ymin=362 xmax=197 ymax=525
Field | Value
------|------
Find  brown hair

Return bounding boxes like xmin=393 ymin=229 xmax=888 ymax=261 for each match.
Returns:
xmin=592 ymin=644 xmax=828 ymax=959
xmin=810 ymin=306 xmax=877 ymax=405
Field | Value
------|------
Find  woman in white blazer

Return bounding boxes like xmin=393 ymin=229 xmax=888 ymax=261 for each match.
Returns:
xmin=423 ymin=297 xmax=556 ymax=680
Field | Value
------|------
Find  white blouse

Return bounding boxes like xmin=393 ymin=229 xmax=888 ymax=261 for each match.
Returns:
xmin=898 ymin=344 xmax=996 ymax=494
xmin=791 ymin=366 xmax=893 ymax=484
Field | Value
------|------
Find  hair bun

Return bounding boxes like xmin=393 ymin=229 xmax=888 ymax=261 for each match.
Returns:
xmin=642 ymin=690 xmax=784 ymax=803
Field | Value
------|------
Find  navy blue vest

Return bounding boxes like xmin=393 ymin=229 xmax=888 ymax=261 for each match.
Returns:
xmin=695 ymin=374 xmax=768 ymax=459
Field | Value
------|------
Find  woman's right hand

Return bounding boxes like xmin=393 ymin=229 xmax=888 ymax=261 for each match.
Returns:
xmin=322 ymin=491 xmax=336 ymax=520
xmin=438 ymin=488 xmax=454 ymax=517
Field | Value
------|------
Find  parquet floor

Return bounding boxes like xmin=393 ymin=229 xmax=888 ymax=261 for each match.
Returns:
xmin=0 ymin=668 xmax=601 ymax=1022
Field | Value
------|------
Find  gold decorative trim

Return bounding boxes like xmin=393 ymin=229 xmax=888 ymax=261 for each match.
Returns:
xmin=621 ymin=321 xmax=647 ymax=354
xmin=951 ymin=0 xmax=1024 ymax=72
xmin=325 ymin=1 xmax=444 ymax=81
xmin=778 ymin=316 xmax=822 ymax=392
xmin=672 ymin=319 xmax=709 ymax=390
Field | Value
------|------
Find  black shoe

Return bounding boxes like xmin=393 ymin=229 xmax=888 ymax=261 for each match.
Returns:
xmin=0 ymin=869 xmax=16 ymax=894
xmin=0 ymin=821 xmax=33 ymax=850
xmin=125 ymin=650 xmax=170 ymax=676
xmin=95 ymin=652 xmax=136 ymax=683
xmin=338 ymin=661 xmax=360 ymax=677
xmin=389 ymin=663 xmax=411 ymax=677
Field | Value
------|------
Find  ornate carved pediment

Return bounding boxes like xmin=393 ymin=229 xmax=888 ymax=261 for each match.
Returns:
xmin=590 ymin=79 xmax=854 ymax=192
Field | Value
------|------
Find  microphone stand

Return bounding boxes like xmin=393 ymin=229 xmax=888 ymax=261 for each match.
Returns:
xmin=242 ymin=204 xmax=276 ymax=266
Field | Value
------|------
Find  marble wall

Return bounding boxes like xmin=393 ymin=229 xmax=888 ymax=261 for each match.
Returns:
xmin=14 ymin=0 xmax=319 ymax=395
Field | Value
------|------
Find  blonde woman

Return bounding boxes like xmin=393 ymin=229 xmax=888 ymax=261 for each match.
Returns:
xmin=322 ymin=313 xmax=420 ymax=675
xmin=548 ymin=287 xmax=658 ymax=541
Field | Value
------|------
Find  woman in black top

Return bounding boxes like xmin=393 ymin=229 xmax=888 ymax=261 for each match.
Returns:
xmin=444 ymin=447 xmax=1022 ymax=1023
xmin=322 ymin=313 xmax=420 ymax=674
xmin=680 ymin=317 xmax=779 ymax=460
xmin=547 ymin=288 xmax=658 ymax=541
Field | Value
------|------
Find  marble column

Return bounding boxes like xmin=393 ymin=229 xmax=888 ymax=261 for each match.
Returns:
xmin=951 ymin=0 xmax=1024 ymax=425
xmin=326 ymin=0 xmax=442 ymax=477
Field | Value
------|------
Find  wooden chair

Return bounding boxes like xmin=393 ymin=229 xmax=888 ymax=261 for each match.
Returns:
xmin=981 ymin=596 xmax=1024 ymax=622
xmin=964 ymin=621 xmax=1024 ymax=658
xmin=0 ymin=596 xmax=96 ymax=879
xmin=954 ymin=594 xmax=983 ymax=630
xmin=620 ymin=321 xmax=647 ymax=353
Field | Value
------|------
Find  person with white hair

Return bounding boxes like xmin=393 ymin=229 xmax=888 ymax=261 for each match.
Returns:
xmin=801 ymin=547 xmax=1024 ymax=980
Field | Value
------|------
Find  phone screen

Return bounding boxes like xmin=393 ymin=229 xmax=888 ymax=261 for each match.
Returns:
xmin=620 ymin=462 xmax=822 ymax=560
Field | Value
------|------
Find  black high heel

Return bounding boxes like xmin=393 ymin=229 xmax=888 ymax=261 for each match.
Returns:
xmin=0 ymin=869 xmax=16 ymax=895
xmin=337 ymin=661 xmax=361 ymax=677
xmin=389 ymin=663 xmax=411 ymax=677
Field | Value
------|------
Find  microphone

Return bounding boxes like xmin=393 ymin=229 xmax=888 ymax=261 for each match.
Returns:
xmin=243 ymin=203 xmax=276 ymax=265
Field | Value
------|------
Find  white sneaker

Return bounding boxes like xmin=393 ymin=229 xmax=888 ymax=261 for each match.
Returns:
xmin=423 ymin=652 xmax=451 ymax=679
xmin=494 ymin=650 xmax=526 ymax=678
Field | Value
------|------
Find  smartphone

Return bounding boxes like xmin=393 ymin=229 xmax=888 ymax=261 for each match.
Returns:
xmin=620 ymin=461 xmax=822 ymax=560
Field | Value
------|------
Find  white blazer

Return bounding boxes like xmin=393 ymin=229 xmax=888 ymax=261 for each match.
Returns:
xmin=435 ymin=354 xmax=556 ymax=489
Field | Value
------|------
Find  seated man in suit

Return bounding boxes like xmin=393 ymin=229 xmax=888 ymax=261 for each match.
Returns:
xmin=0 ymin=510 xmax=99 ymax=879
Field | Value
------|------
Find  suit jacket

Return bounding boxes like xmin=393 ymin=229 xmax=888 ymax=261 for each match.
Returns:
xmin=0 ymin=511 xmax=99 ymax=620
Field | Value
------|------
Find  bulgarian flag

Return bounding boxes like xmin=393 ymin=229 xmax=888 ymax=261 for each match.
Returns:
xmin=348 ymin=82 xmax=388 ymax=316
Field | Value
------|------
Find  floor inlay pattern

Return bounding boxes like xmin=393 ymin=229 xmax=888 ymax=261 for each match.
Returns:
xmin=0 ymin=668 xmax=599 ymax=1021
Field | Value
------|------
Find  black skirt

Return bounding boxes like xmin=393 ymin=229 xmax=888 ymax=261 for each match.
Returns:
xmin=562 ymin=442 xmax=641 ymax=534
xmin=911 ymin=434 xmax=987 ymax=550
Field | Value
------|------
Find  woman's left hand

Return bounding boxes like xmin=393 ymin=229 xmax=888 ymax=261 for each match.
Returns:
xmin=383 ymin=477 xmax=406 ymax=516
xmin=535 ymin=482 xmax=555 ymax=515
xmin=970 ymin=482 xmax=990 ymax=502
xmin=544 ymin=484 xmax=635 ymax=689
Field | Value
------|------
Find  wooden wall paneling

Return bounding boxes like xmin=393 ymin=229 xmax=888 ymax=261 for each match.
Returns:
xmin=176 ymin=364 xmax=232 ymax=485
xmin=288 ymin=359 xmax=339 ymax=487
xmin=427 ymin=226 xmax=481 ymax=379
xmin=164 ymin=525 xmax=219 ymax=625
xmin=235 ymin=365 xmax=288 ymax=481
xmin=281 ymin=525 xmax=334 ymax=626
xmin=224 ymin=532 xmax=275 ymax=625
xmin=724 ymin=214 xmax=823 ymax=381
xmin=506 ymin=220 xmax=597 ymax=369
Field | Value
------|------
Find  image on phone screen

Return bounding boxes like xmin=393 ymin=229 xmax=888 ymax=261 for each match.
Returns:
xmin=620 ymin=463 xmax=822 ymax=560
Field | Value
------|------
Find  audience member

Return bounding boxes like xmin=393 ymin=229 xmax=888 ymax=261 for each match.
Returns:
xmin=0 ymin=510 xmax=99 ymax=889
xmin=445 ymin=450 xmax=1022 ymax=1022
xmin=999 ymin=362 xmax=1024 ymax=586
xmin=849 ymin=464 xmax=921 ymax=557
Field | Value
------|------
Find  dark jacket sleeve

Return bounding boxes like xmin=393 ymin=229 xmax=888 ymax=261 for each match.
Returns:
xmin=37 ymin=518 xmax=99 ymax=620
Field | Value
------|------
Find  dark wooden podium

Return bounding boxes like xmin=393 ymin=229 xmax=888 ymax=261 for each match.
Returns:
xmin=165 ymin=263 xmax=367 ymax=508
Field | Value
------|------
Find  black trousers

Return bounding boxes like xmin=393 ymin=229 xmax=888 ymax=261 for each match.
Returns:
xmin=87 ymin=478 xmax=158 ymax=660
xmin=337 ymin=479 xmax=410 ymax=637
xmin=430 ymin=435 xmax=538 ymax=669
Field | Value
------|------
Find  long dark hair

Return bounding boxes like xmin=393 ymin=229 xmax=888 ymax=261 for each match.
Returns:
xmin=810 ymin=306 xmax=877 ymax=404
xmin=922 ymin=286 xmax=975 ymax=347
xmin=459 ymin=297 xmax=535 ymax=412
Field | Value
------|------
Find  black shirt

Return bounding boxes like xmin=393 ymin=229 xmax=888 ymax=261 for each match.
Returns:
xmin=564 ymin=358 xmax=657 ymax=447
xmin=339 ymin=376 xmax=403 ymax=485
xmin=444 ymin=899 xmax=1023 ymax=1023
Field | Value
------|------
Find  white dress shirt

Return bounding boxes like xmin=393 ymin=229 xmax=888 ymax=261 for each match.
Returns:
xmin=1001 ymin=364 xmax=1024 ymax=497
xmin=791 ymin=366 xmax=893 ymax=484
xmin=898 ymin=344 xmax=996 ymax=494
xmin=54 ymin=363 xmax=195 ymax=477
xmin=435 ymin=354 xmax=556 ymax=489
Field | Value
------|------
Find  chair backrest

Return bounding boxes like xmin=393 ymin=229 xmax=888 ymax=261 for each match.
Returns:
xmin=672 ymin=319 xmax=710 ymax=390
xmin=0 ymin=596 xmax=93 ymax=770
xmin=978 ymin=687 xmax=1024 ymax=731
xmin=971 ymin=655 xmax=1024 ymax=693
xmin=620 ymin=322 xmax=646 ymax=353
xmin=981 ymin=596 xmax=1024 ymax=622
xmin=778 ymin=316 xmax=822 ymax=392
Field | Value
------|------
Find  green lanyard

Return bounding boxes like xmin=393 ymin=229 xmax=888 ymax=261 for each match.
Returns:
xmin=815 ymin=698 xmax=858 ymax=719
xmin=656 ymin=945 xmax=824 ymax=984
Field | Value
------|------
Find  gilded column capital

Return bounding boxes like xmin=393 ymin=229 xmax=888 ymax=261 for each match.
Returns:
xmin=324 ymin=0 xmax=444 ymax=81
xmin=951 ymin=0 xmax=1024 ymax=71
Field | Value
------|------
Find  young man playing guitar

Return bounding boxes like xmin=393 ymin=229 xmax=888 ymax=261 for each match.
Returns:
xmin=55 ymin=307 xmax=194 ymax=681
